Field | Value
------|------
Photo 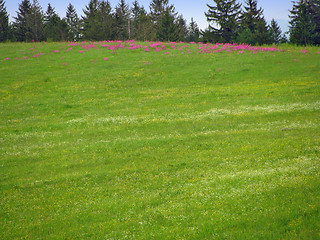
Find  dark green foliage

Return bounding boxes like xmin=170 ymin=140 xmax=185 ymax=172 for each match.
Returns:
xmin=13 ymin=0 xmax=32 ymax=41
xmin=44 ymin=4 xmax=67 ymax=41
xmin=157 ymin=7 xmax=177 ymax=41
xmin=289 ymin=0 xmax=318 ymax=45
xmin=269 ymin=19 xmax=282 ymax=44
xmin=28 ymin=0 xmax=45 ymax=41
xmin=0 ymin=0 xmax=9 ymax=42
xmin=238 ymin=0 xmax=270 ymax=45
xmin=187 ymin=18 xmax=200 ymax=43
xmin=65 ymin=3 xmax=80 ymax=41
xmin=97 ymin=0 xmax=114 ymax=40
xmin=240 ymin=0 xmax=263 ymax=33
xmin=82 ymin=0 xmax=100 ymax=40
xmin=149 ymin=0 xmax=175 ymax=40
xmin=114 ymin=0 xmax=130 ymax=40
xmin=176 ymin=15 xmax=188 ymax=42
xmin=205 ymin=0 xmax=242 ymax=43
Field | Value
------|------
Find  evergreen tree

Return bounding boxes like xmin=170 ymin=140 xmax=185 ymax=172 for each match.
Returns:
xmin=65 ymin=3 xmax=80 ymax=41
xmin=269 ymin=18 xmax=282 ymax=44
xmin=44 ymin=4 xmax=67 ymax=41
xmin=254 ymin=18 xmax=271 ymax=45
xmin=13 ymin=0 xmax=32 ymax=41
xmin=205 ymin=0 xmax=242 ymax=43
xmin=176 ymin=15 xmax=188 ymax=42
xmin=310 ymin=0 xmax=320 ymax=44
xmin=137 ymin=7 xmax=153 ymax=41
xmin=187 ymin=18 xmax=200 ymax=42
xmin=0 ymin=0 xmax=9 ymax=42
xmin=157 ymin=7 xmax=177 ymax=41
xmin=114 ymin=0 xmax=130 ymax=40
xmin=28 ymin=0 xmax=45 ymax=41
xmin=97 ymin=0 xmax=114 ymax=40
xmin=241 ymin=0 xmax=264 ymax=32
xmin=82 ymin=0 xmax=100 ymax=40
xmin=239 ymin=0 xmax=270 ymax=45
xmin=149 ymin=0 xmax=175 ymax=40
xmin=131 ymin=0 xmax=143 ymax=39
xmin=289 ymin=0 xmax=317 ymax=45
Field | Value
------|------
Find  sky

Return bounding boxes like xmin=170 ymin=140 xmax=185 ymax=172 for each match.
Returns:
xmin=6 ymin=0 xmax=293 ymax=33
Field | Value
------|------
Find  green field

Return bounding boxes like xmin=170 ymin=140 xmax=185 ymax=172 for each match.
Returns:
xmin=1 ymin=41 xmax=320 ymax=239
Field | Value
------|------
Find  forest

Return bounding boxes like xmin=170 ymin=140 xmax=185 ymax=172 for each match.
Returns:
xmin=0 ymin=0 xmax=320 ymax=45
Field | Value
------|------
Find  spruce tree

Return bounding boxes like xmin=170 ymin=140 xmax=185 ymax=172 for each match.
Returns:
xmin=0 ymin=0 xmax=9 ymax=42
xmin=157 ymin=7 xmax=177 ymax=41
xmin=289 ymin=0 xmax=317 ymax=45
xmin=131 ymin=0 xmax=143 ymax=39
xmin=239 ymin=0 xmax=270 ymax=45
xmin=241 ymin=0 xmax=264 ymax=32
xmin=176 ymin=15 xmax=188 ymax=42
xmin=269 ymin=18 xmax=282 ymax=44
xmin=82 ymin=0 xmax=100 ymax=40
xmin=66 ymin=3 xmax=80 ymax=41
xmin=44 ymin=3 xmax=66 ymax=41
xmin=97 ymin=0 xmax=114 ymax=40
xmin=205 ymin=0 xmax=242 ymax=43
xmin=28 ymin=0 xmax=45 ymax=41
xmin=114 ymin=0 xmax=130 ymax=40
xmin=13 ymin=0 xmax=32 ymax=41
xmin=187 ymin=18 xmax=200 ymax=43
xmin=149 ymin=0 xmax=175 ymax=40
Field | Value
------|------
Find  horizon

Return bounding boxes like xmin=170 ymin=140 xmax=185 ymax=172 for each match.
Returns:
xmin=6 ymin=0 xmax=292 ymax=34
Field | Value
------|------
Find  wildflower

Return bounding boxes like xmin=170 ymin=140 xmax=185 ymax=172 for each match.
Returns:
xmin=62 ymin=63 xmax=67 ymax=66
xmin=104 ymin=58 xmax=109 ymax=61
xmin=79 ymin=50 xmax=84 ymax=53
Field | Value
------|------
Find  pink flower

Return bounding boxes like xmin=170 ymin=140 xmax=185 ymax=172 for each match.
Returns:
xmin=104 ymin=58 xmax=109 ymax=61
xmin=144 ymin=48 xmax=150 ymax=52
xmin=79 ymin=50 xmax=84 ymax=53
xmin=165 ymin=52 xmax=170 ymax=55
xmin=62 ymin=63 xmax=67 ymax=66
xmin=33 ymin=54 xmax=39 ymax=58
xmin=301 ymin=49 xmax=308 ymax=54
xmin=4 ymin=57 xmax=10 ymax=60
xmin=294 ymin=59 xmax=297 ymax=62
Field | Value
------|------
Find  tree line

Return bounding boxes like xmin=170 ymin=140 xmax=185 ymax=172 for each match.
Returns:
xmin=0 ymin=0 xmax=319 ymax=45
xmin=0 ymin=0 xmax=200 ymax=43
xmin=203 ymin=0 xmax=320 ymax=45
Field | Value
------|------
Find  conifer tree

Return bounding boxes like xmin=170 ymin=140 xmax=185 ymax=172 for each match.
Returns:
xmin=205 ymin=0 xmax=242 ymax=43
xmin=187 ymin=18 xmax=200 ymax=42
xmin=44 ymin=3 xmax=66 ymax=41
xmin=176 ymin=15 xmax=188 ymax=42
xmin=157 ymin=7 xmax=177 ymax=41
xmin=289 ymin=0 xmax=317 ymax=45
xmin=0 ymin=0 xmax=9 ymax=42
xmin=149 ymin=0 xmax=175 ymax=40
xmin=97 ymin=0 xmax=114 ymax=40
xmin=66 ymin=3 xmax=80 ymax=41
xmin=13 ymin=0 xmax=32 ymax=41
xmin=269 ymin=18 xmax=282 ymax=44
xmin=114 ymin=0 xmax=130 ymax=40
xmin=239 ymin=0 xmax=270 ymax=45
xmin=241 ymin=0 xmax=264 ymax=32
xmin=131 ymin=0 xmax=143 ymax=39
xmin=28 ymin=0 xmax=45 ymax=41
xmin=82 ymin=0 xmax=100 ymax=40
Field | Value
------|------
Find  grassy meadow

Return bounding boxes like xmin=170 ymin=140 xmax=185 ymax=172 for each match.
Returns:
xmin=0 ymin=41 xmax=320 ymax=239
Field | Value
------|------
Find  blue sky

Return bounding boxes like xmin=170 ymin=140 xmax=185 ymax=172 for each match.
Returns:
xmin=6 ymin=0 xmax=293 ymax=32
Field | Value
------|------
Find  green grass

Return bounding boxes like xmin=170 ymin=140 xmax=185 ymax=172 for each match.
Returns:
xmin=1 ymin=41 xmax=320 ymax=239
